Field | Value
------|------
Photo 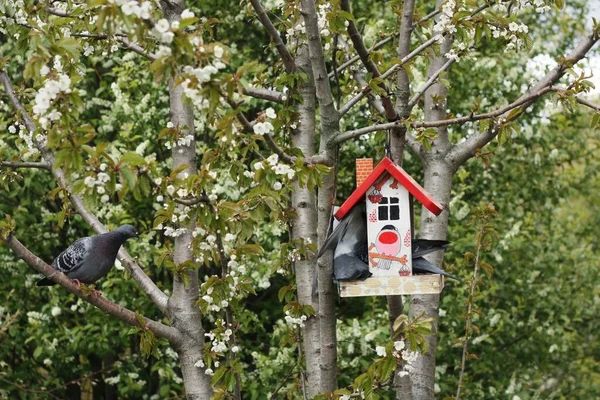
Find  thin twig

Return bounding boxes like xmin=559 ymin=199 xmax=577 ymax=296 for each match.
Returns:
xmin=408 ymin=57 xmax=455 ymax=108
xmin=334 ymin=85 xmax=561 ymax=143
xmin=341 ymin=0 xmax=398 ymax=121
xmin=0 ymin=161 xmax=51 ymax=169
xmin=250 ymin=0 xmax=297 ymax=73
xmin=575 ymin=96 xmax=600 ymax=111
xmin=328 ymin=5 xmax=443 ymax=78
xmin=338 ymin=35 xmax=439 ymax=117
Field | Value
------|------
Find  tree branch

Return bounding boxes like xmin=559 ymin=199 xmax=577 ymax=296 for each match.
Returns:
xmin=408 ymin=57 xmax=455 ymax=108
xmin=334 ymin=86 xmax=562 ymax=144
xmin=328 ymin=6 xmax=442 ymax=79
xmin=338 ymin=35 xmax=439 ymax=117
xmin=449 ymin=30 xmax=600 ymax=167
xmin=118 ymin=37 xmax=156 ymax=60
xmin=300 ymin=0 xmax=339 ymax=139
xmin=242 ymin=86 xmax=285 ymax=102
xmin=250 ymin=0 xmax=297 ymax=73
xmin=2 ymin=233 xmax=183 ymax=345
xmin=0 ymin=70 xmax=169 ymax=314
xmin=0 ymin=161 xmax=51 ymax=169
xmin=341 ymin=0 xmax=398 ymax=121
xmin=576 ymin=96 xmax=600 ymax=111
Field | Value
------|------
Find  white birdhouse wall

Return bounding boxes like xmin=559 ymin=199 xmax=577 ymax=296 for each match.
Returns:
xmin=365 ymin=175 xmax=412 ymax=277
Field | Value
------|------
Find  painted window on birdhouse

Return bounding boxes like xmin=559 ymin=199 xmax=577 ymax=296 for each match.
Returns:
xmin=377 ymin=197 xmax=400 ymax=221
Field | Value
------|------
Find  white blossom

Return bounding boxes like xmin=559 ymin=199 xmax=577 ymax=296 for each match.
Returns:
xmin=181 ymin=9 xmax=195 ymax=19
xmin=265 ymin=107 xmax=276 ymax=119
xmin=155 ymin=19 xmax=170 ymax=33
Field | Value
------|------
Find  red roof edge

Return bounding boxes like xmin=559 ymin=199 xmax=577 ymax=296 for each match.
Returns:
xmin=335 ymin=157 xmax=444 ymax=220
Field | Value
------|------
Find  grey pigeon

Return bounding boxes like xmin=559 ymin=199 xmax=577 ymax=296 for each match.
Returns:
xmin=314 ymin=205 xmax=456 ymax=294
xmin=37 ymin=224 xmax=138 ymax=287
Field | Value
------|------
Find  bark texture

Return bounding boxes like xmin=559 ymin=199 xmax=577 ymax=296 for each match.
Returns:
xmin=160 ymin=1 xmax=212 ymax=398
xmin=293 ymin=42 xmax=322 ymax=397
xmin=408 ymin=32 xmax=454 ymax=400
xmin=300 ymin=0 xmax=341 ymax=393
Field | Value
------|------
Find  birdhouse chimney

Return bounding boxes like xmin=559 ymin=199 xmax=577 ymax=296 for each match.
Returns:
xmin=356 ymin=158 xmax=373 ymax=186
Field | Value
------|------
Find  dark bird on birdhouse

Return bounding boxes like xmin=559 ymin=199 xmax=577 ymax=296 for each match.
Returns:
xmin=314 ymin=208 xmax=456 ymax=294
xmin=37 ymin=225 xmax=139 ymax=287
xmin=316 ymin=202 xmax=372 ymax=283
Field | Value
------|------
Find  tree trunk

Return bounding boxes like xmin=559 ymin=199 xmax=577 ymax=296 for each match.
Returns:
xmin=161 ymin=2 xmax=213 ymax=398
xmin=409 ymin=159 xmax=454 ymax=400
xmin=292 ymin=42 xmax=322 ymax=398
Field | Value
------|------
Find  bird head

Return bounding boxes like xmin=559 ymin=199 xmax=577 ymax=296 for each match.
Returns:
xmin=116 ymin=224 xmax=139 ymax=239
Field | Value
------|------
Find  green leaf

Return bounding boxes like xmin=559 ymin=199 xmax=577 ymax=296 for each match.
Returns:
xmin=120 ymin=151 xmax=147 ymax=166
xmin=121 ymin=167 xmax=137 ymax=190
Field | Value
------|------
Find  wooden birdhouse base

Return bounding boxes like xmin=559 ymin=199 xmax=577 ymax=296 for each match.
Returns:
xmin=339 ymin=275 xmax=444 ymax=297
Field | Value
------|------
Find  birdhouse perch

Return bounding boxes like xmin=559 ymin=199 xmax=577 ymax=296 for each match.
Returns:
xmin=334 ymin=157 xmax=446 ymax=297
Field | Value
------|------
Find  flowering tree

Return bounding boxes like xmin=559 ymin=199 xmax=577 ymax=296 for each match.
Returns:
xmin=1 ymin=0 xmax=599 ymax=399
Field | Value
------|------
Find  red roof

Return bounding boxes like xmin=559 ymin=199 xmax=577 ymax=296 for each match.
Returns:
xmin=335 ymin=157 xmax=444 ymax=220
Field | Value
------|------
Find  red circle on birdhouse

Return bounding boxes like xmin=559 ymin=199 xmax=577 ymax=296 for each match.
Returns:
xmin=379 ymin=231 xmax=398 ymax=244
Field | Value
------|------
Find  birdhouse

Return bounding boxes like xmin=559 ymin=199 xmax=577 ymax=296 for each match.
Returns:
xmin=334 ymin=157 xmax=445 ymax=297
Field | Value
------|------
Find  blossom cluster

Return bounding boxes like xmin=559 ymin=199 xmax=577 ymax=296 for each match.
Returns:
xmin=284 ymin=310 xmax=308 ymax=328
xmin=8 ymin=122 xmax=39 ymax=159
xmin=32 ymin=68 xmax=72 ymax=129
xmin=252 ymin=107 xmax=276 ymax=135
xmin=0 ymin=0 xmax=27 ymax=34
xmin=180 ymin=45 xmax=227 ymax=109
xmin=199 ymin=256 xmax=250 ymax=313
xmin=197 ymin=321 xmax=240 ymax=375
xmin=83 ymin=164 xmax=117 ymax=203
xmin=491 ymin=21 xmax=529 ymax=52
xmin=433 ymin=0 xmax=457 ymax=37
xmin=110 ymin=0 xmax=153 ymax=19
xmin=285 ymin=2 xmax=332 ymax=41
xmin=252 ymin=153 xmax=295 ymax=189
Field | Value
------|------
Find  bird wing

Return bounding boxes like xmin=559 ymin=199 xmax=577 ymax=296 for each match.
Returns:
xmin=412 ymin=257 xmax=458 ymax=280
xmin=317 ymin=203 xmax=365 ymax=258
xmin=52 ymin=237 xmax=91 ymax=273
xmin=412 ymin=239 xmax=450 ymax=258
xmin=333 ymin=254 xmax=372 ymax=281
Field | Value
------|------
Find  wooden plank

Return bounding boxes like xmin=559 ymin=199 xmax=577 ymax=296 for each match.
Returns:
xmin=339 ymin=275 xmax=444 ymax=297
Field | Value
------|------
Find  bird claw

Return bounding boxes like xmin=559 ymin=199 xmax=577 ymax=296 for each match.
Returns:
xmin=71 ymin=279 xmax=102 ymax=297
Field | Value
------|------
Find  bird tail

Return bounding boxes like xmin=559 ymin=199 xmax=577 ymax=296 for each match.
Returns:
xmin=412 ymin=257 xmax=459 ymax=281
xmin=36 ymin=277 xmax=56 ymax=286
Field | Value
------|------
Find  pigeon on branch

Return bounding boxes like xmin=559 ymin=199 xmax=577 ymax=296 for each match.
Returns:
xmin=37 ymin=224 xmax=139 ymax=287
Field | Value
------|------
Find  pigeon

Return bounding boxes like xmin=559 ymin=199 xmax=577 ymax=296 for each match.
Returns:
xmin=314 ymin=205 xmax=457 ymax=293
xmin=37 ymin=224 xmax=139 ymax=287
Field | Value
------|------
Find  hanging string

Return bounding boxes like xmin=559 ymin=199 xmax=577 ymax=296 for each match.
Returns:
xmin=385 ymin=129 xmax=392 ymax=160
